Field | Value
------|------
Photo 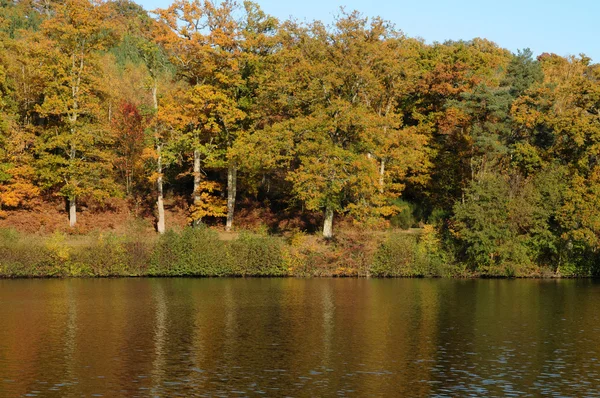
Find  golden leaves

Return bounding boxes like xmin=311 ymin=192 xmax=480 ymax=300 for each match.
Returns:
xmin=188 ymin=180 xmax=227 ymax=222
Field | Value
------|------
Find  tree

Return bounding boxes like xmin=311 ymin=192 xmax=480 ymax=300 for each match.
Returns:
xmin=123 ymin=14 xmax=174 ymax=233
xmin=452 ymin=168 xmax=565 ymax=275
xmin=272 ymin=13 xmax=395 ymax=237
xmin=501 ymin=48 xmax=543 ymax=98
xmin=362 ymin=31 xmax=430 ymax=213
xmin=178 ymin=84 xmax=241 ymax=226
xmin=416 ymin=39 xmax=512 ymax=212
xmin=155 ymin=0 xmax=237 ymax=229
xmin=35 ymin=0 xmax=118 ymax=227
xmin=111 ymin=101 xmax=146 ymax=196
xmin=156 ymin=0 xmax=278 ymax=231
xmin=0 ymin=51 xmax=39 ymax=215
xmin=513 ymin=55 xmax=600 ymax=271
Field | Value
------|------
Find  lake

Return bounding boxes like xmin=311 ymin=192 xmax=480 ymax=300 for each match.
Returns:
xmin=1 ymin=278 xmax=600 ymax=397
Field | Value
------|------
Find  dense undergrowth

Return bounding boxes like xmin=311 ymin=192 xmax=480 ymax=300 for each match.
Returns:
xmin=0 ymin=226 xmax=584 ymax=279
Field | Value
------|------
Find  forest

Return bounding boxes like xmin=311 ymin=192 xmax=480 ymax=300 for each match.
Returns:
xmin=1 ymin=0 xmax=600 ymax=277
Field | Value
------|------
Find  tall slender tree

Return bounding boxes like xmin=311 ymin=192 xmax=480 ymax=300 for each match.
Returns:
xmin=35 ymin=0 xmax=118 ymax=227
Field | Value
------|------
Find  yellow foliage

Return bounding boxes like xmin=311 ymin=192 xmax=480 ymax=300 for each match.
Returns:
xmin=0 ymin=165 xmax=40 ymax=210
xmin=188 ymin=181 xmax=227 ymax=223
xmin=45 ymin=233 xmax=71 ymax=263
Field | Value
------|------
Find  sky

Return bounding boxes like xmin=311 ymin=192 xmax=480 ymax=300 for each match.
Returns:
xmin=136 ymin=0 xmax=600 ymax=62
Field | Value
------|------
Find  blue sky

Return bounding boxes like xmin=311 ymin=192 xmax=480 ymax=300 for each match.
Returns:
xmin=137 ymin=0 xmax=599 ymax=62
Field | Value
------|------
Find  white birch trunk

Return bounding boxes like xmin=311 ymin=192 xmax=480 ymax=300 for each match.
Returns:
xmin=323 ymin=206 xmax=334 ymax=239
xmin=66 ymin=52 xmax=82 ymax=227
xmin=379 ymin=158 xmax=386 ymax=194
xmin=69 ymin=197 xmax=77 ymax=228
xmin=192 ymin=148 xmax=202 ymax=227
xmin=225 ymin=164 xmax=237 ymax=232
xmin=156 ymin=143 xmax=165 ymax=234
xmin=153 ymin=81 xmax=166 ymax=234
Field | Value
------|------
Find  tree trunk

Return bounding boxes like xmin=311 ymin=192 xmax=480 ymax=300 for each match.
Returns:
xmin=125 ymin=159 xmax=131 ymax=196
xmin=378 ymin=125 xmax=388 ymax=194
xmin=379 ymin=158 xmax=386 ymax=194
xmin=225 ymin=163 xmax=237 ymax=232
xmin=156 ymin=143 xmax=166 ymax=234
xmin=323 ymin=206 xmax=334 ymax=239
xmin=192 ymin=148 xmax=202 ymax=228
xmin=69 ymin=197 xmax=77 ymax=228
xmin=153 ymin=79 xmax=165 ymax=234
xmin=67 ymin=53 xmax=81 ymax=228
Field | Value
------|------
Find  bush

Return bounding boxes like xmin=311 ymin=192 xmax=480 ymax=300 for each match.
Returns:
xmin=43 ymin=232 xmax=74 ymax=276
xmin=0 ymin=230 xmax=71 ymax=277
xmin=148 ymin=228 xmax=287 ymax=277
xmin=0 ymin=229 xmax=47 ymax=277
xmin=371 ymin=233 xmax=419 ymax=277
xmin=149 ymin=227 xmax=227 ymax=276
xmin=228 ymin=232 xmax=286 ymax=276
xmin=123 ymin=239 xmax=153 ymax=275
xmin=75 ymin=233 xmax=128 ymax=276
xmin=414 ymin=225 xmax=454 ymax=277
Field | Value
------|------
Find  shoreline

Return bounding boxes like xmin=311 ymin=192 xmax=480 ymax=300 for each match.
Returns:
xmin=0 ymin=274 xmax=587 ymax=280
xmin=0 ymin=227 xmax=586 ymax=279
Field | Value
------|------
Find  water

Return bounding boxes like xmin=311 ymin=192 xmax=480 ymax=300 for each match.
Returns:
xmin=1 ymin=278 xmax=600 ymax=397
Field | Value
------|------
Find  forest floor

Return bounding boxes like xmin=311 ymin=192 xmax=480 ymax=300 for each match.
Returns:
xmin=0 ymin=198 xmax=188 ymax=236
xmin=0 ymin=197 xmax=424 ymax=239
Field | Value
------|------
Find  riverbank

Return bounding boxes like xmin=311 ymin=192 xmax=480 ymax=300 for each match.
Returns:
xmin=0 ymin=226 xmax=574 ymax=279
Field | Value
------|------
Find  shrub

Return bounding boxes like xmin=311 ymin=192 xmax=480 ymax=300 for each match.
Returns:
xmin=371 ymin=233 xmax=419 ymax=277
xmin=75 ymin=233 xmax=129 ymax=276
xmin=149 ymin=227 xmax=227 ymax=276
xmin=228 ymin=232 xmax=286 ymax=276
xmin=0 ymin=229 xmax=47 ymax=277
xmin=43 ymin=232 xmax=73 ymax=276
xmin=123 ymin=239 xmax=152 ymax=275
xmin=414 ymin=225 xmax=454 ymax=277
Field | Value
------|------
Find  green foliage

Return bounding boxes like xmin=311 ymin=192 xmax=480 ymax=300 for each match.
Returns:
xmin=149 ymin=227 xmax=227 ymax=276
xmin=371 ymin=227 xmax=453 ymax=277
xmin=148 ymin=228 xmax=285 ymax=277
xmin=371 ymin=233 xmax=419 ymax=277
xmin=390 ymin=199 xmax=418 ymax=229
xmin=0 ymin=0 xmax=44 ymax=38
xmin=415 ymin=225 xmax=454 ymax=276
xmin=76 ymin=233 xmax=129 ymax=276
xmin=452 ymin=173 xmax=514 ymax=272
xmin=452 ymin=168 xmax=567 ymax=276
xmin=428 ymin=208 xmax=448 ymax=226
xmin=228 ymin=232 xmax=286 ymax=276
xmin=0 ymin=230 xmax=47 ymax=277
xmin=502 ymin=48 xmax=543 ymax=97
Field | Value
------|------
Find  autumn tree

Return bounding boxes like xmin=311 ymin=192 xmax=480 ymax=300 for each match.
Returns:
xmin=111 ymin=101 xmax=146 ymax=196
xmin=35 ymin=0 xmax=118 ymax=227
xmin=0 ymin=1 xmax=46 ymax=215
xmin=108 ymin=4 xmax=173 ymax=233
xmin=0 ymin=43 xmax=39 ymax=215
xmin=156 ymin=0 xmax=278 ymax=231
xmin=361 ymin=29 xmax=431 ymax=218
xmin=270 ymin=13 xmax=407 ymax=237
xmin=414 ymin=39 xmax=512 ymax=212
xmin=512 ymin=55 xmax=600 ymax=264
